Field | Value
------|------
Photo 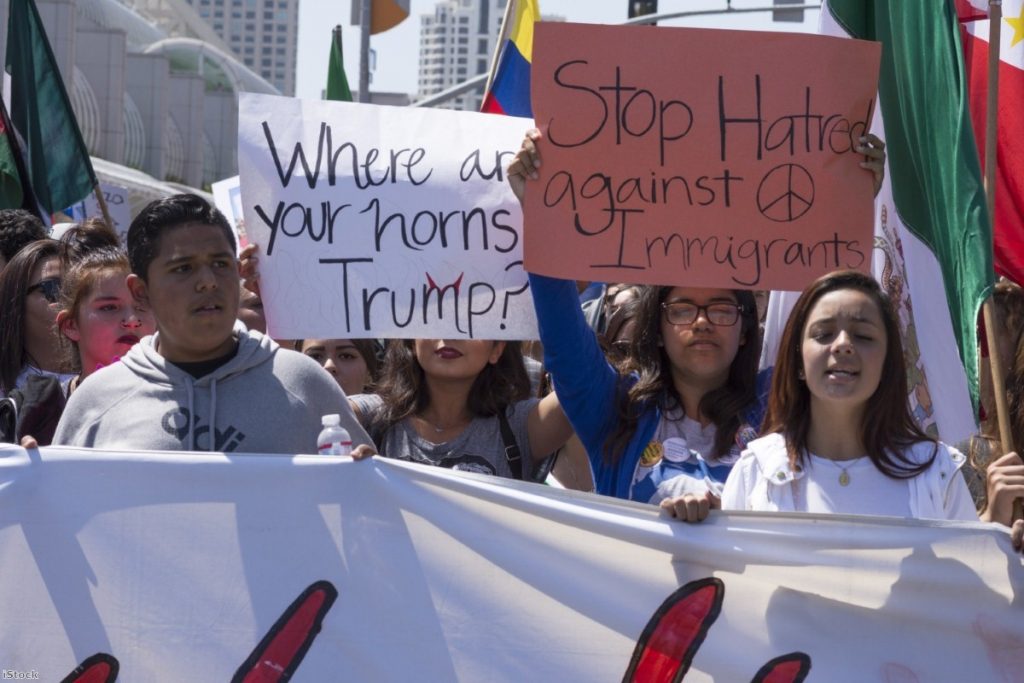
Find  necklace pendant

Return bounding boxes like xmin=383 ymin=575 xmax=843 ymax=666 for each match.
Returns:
xmin=838 ymin=471 xmax=850 ymax=487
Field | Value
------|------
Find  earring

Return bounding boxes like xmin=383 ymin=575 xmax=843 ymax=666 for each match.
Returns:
xmin=797 ymin=369 xmax=805 ymax=380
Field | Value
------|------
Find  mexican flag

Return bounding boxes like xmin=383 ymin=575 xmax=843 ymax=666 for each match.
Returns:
xmin=959 ymin=0 xmax=1024 ymax=287
xmin=5 ymin=0 xmax=96 ymax=215
xmin=828 ymin=0 xmax=992 ymax=443
xmin=765 ymin=0 xmax=993 ymax=446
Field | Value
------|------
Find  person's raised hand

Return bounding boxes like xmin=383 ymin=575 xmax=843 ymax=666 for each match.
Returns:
xmin=856 ymin=133 xmax=886 ymax=197
xmin=980 ymin=451 xmax=1024 ymax=527
xmin=506 ymin=128 xmax=543 ymax=206
xmin=238 ymin=243 xmax=261 ymax=297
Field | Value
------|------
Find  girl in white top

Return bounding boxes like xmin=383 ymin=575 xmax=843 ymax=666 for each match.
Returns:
xmin=721 ymin=270 xmax=977 ymax=520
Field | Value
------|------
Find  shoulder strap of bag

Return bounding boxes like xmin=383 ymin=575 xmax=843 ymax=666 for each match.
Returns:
xmin=498 ymin=410 xmax=523 ymax=480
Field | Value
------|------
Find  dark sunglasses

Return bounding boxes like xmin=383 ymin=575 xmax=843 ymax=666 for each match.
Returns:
xmin=26 ymin=277 xmax=61 ymax=303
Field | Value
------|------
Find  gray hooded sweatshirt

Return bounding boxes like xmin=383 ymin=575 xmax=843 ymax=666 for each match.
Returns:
xmin=53 ymin=324 xmax=372 ymax=454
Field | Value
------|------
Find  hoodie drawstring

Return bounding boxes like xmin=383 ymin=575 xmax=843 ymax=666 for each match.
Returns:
xmin=186 ymin=380 xmax=196 ymax=450
xmin=209 ymin=378 xmax=218 ymax=450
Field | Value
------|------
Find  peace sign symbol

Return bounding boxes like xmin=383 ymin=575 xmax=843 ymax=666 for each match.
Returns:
xmin=756 ymin=163 xmax=815 ymax=223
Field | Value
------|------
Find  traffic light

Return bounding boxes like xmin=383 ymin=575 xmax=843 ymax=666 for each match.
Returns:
xmin=628 ymin=1 xmax=658 ymax=21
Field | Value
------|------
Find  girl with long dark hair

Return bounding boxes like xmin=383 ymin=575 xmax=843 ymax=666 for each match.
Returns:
xmin=0 ymin=239 xmax=71 ymax=396
xmin=722 ymin=270 xmax=976 ymax=519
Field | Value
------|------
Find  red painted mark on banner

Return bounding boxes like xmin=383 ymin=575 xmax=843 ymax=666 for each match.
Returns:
xmin=623 ymin=577 xmax=812 ymax=683
xmin=59 ymin=653 xmax=119 ymax=683
xmin=752 ymin=653 xmax=813 ymax=683
xmin=232 ymin=580 xmax=338 ymax=683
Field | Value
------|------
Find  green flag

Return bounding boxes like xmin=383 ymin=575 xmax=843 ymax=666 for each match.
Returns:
xmin=326 ymin=25 xmax=353 ymax=102
xmin=6 ymin=0 xmax=96 ymax=215
xmin=820 ymin=0 xmax=992 ymax=440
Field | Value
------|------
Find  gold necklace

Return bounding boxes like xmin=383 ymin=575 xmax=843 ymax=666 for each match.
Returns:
xmin=826 ymin=459 xmax=856 ymax=487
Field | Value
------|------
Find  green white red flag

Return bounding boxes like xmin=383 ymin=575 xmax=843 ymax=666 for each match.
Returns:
xmin=764 ymin=0 xmax=993 ymax=446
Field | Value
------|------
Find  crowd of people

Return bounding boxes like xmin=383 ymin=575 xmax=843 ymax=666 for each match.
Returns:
xmin=0 ymin=127 xmax=1021 ymax=553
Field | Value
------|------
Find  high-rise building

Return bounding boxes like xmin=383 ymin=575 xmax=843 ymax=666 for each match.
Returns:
xmin=183 ymin=0 xmax=299 ymax=95
xmin=417 ymin=0 xmax=507 ymax=111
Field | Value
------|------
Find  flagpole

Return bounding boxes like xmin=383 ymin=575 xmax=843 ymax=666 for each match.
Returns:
xmin=483 ymin=0 xmax=516 ymax=98
xmin=91 ymin=182 xmax=113 ymax=230
xmin=358 ymin=0 xmax=371 ymax=103
xmin=979 ymin=0 xmax=1021 ymax=519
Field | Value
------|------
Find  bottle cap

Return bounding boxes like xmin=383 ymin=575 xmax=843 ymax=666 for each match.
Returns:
xmin=321 ymin=413 xmax=341 ymax=426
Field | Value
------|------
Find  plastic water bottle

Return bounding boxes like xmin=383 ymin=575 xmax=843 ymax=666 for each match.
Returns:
xmin=317 ymin=414 xmax=352 ymax=455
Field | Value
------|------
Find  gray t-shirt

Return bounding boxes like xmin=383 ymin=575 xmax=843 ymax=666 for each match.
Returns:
xmin=350 ymin=393 xmax=539 ymax=479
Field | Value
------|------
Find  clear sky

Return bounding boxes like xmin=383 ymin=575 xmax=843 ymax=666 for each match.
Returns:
xmin=294 ymin=1 xmax=821 ymax=101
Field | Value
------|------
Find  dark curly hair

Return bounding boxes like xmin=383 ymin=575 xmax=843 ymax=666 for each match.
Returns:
xmin=127 ymin=194 xmax=234 ymax=281
xmin=0 ymin=209 xmax=46 ymax=266
xmin=374 ymin=339 xmax=531 ymax=431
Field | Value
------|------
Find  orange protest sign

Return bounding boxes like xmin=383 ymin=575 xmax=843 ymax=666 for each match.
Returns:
xmin=524 ymin=23 xmax=881 ymax=290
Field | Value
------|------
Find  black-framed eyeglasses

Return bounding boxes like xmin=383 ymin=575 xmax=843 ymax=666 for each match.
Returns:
xmin=661 ymin=301 xmax=744 ymax=327
xmin=26 ymin=277 xmax=61 ymax=303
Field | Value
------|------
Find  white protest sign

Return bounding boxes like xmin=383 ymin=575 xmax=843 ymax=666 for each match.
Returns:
xmin=238 ymin=93 xmax=536 ymax=340
xmin=66 ymin=183 xmax=131 ymax=242
xmin=211 ymin=174 xmax=246 ymax=251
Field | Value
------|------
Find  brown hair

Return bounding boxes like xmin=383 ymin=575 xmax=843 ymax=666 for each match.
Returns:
xmin=56 ymin=247 xmax=132 ymax=374
xmin=59 ymin=217 xmax=119 ymax=268
xmin=604 ymin=285 xmax=761 ymax=463
xmin=0 ymin=239 xmax=62 ymax=392
xmin=763 ymin=269 xmax=935 ymax=477
xmin=374 ymin=339 xmax=530 ymax=430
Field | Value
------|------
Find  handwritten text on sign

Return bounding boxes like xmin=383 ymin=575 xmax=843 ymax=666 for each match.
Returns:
xmin=238 ymin=94 xmax=536 ymax=340
xmin=524 ymin=24 xmax=881 ymax=291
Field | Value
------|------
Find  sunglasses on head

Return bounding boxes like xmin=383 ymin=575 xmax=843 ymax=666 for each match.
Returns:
xmin=27 ymin=277 xmax=61 ymax=303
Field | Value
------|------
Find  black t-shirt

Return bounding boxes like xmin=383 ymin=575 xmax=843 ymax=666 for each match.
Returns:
xmin=169 ymin=344 xmax=239 ymax=379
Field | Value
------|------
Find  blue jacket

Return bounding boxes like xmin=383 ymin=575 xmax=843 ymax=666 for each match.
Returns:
xmin=530 ymin=273 xmax=768 ymax=501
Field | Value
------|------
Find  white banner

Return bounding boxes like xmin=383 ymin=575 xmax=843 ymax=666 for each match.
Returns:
xmin=0 ymin=445 xmax=1020 ymax=681
xmin=237 ymin=94 xmax=536 ymax=341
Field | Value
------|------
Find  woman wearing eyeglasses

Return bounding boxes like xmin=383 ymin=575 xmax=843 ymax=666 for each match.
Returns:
xmin=0 ymin=238 xmax=79 ymax=397
xmin=507 ymin=131 xmax=766 ymax=518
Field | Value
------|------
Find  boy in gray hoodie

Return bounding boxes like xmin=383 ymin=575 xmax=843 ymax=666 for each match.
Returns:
xmin=54 ymin=194 xmax=371 ymax=454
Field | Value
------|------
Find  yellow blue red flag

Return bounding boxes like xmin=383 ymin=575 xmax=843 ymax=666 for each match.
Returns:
xmin=481 ymin=0 xmax=538 ymax=117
